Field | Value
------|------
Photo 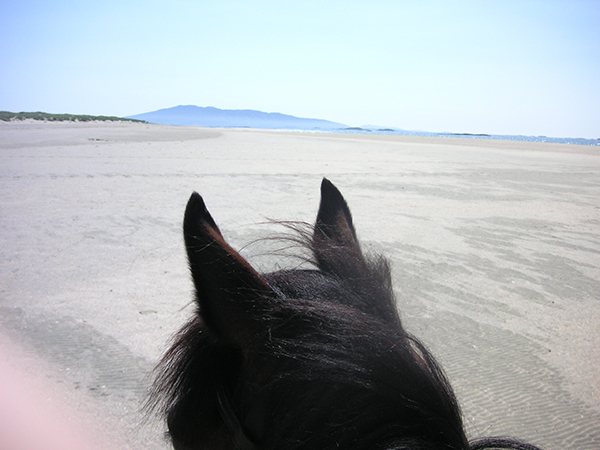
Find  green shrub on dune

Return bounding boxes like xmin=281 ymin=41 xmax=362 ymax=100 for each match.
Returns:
xmin=0 ymin=111 xmax=146 ymax=123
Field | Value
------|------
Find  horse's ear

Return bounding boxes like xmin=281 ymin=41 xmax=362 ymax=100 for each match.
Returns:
xmin=183 ymin=192 xmax=274 ymax=346
xmin=314 ymin=179 xmax=399 ymax=324
xmin=313 ymin=178 xmax=366 ymax=274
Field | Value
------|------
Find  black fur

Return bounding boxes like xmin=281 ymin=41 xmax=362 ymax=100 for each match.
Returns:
xmin=149 ymin=179 xmax=543 ymax=450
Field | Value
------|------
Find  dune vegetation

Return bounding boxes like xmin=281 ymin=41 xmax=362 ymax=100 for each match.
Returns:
xmin=0 ymin=111 xmax=145 ymax=123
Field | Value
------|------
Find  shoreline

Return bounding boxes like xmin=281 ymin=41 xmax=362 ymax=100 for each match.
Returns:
xmin=2 ymin=119 xmax=598 ymax=150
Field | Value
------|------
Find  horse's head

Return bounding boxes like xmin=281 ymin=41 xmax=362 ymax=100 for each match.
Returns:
xmin=151 ymin=179 xmax=540 ymax=450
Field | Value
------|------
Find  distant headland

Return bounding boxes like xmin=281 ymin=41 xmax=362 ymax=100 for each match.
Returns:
xmin=126 ymin=105 xmax=347 ymax=130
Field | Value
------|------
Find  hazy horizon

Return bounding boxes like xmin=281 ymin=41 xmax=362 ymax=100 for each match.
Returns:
xmin=1 ymin=1 xmax=599 ymax=139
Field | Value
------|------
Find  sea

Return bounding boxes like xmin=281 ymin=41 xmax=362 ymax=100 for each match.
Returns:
xmin=306 ymin=127 xmax=600 ymax=146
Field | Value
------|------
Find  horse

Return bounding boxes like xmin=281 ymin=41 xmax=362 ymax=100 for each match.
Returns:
xmin=149 ymin=178 xmax=543 ymax=450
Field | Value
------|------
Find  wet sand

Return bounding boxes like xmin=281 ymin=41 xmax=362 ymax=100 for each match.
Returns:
xmin=1 ymin=121 xmax=599 ymax=449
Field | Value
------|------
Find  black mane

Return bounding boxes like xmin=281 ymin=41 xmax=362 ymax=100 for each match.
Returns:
xmin=149 ymin=179 xmax=543 ymax=450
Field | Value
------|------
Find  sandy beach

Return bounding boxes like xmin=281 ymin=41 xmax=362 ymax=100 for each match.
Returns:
xmin=1 ymin=120 xmax=599 ymax=449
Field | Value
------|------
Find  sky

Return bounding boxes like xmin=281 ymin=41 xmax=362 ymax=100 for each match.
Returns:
xmin=1 ymin=0 xmax=599 ymax=138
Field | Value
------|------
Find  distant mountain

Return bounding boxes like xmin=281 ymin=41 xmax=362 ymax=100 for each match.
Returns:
xmin=126 ymin=105 xmax=347 ymax=130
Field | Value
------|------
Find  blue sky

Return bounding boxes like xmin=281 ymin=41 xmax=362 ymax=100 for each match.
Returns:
xmin=1 ymin=1 xmax=599 ymax=138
